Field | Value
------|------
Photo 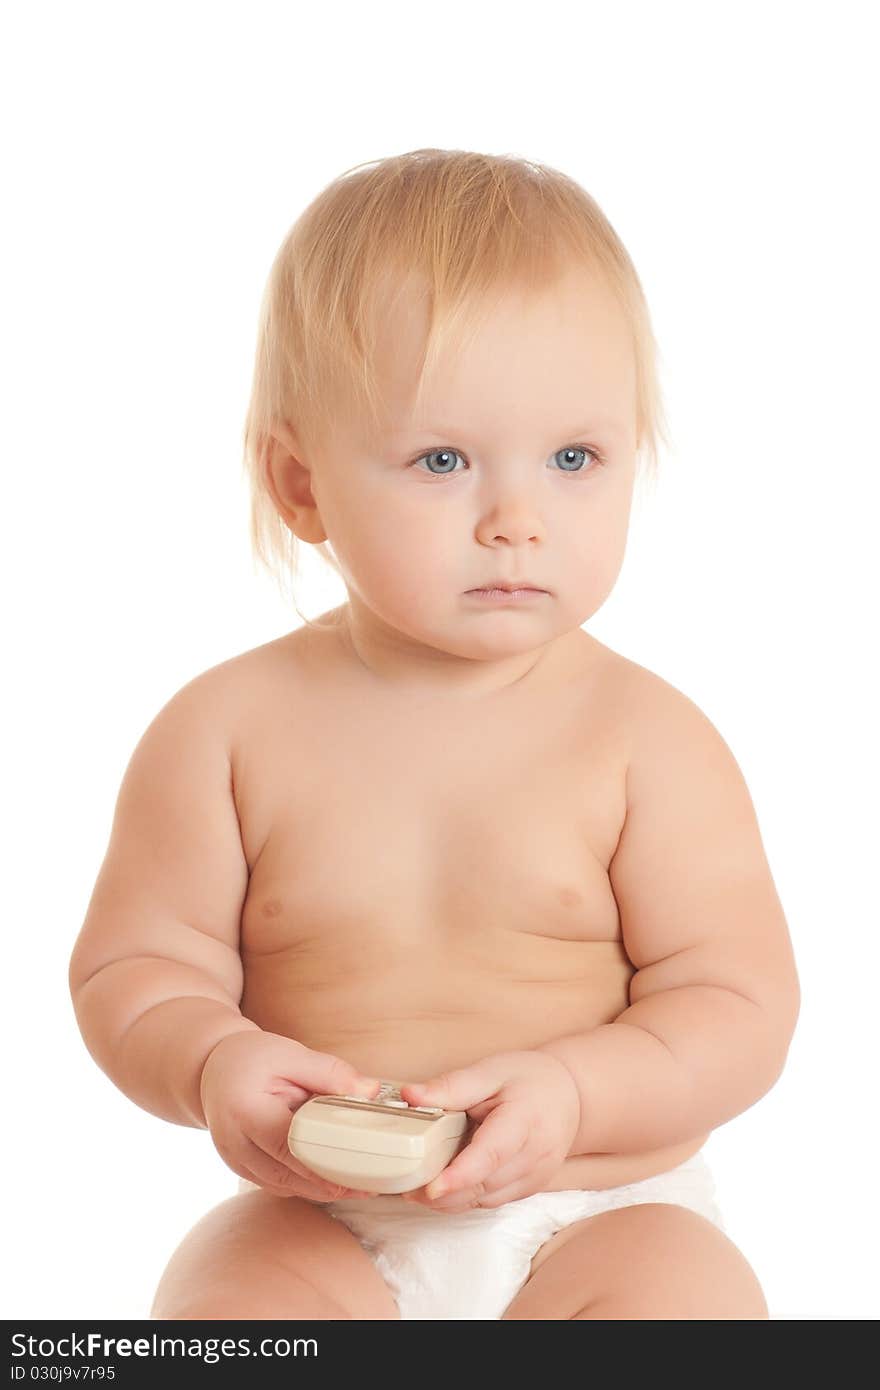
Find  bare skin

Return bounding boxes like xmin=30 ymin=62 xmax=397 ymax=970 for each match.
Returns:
xmin=231 ymin=616 xmax=703 ymax=1190
xmin=73 ymin=267 xmax=790 ymax=1317
xmin=148 ymin=616 xmax=766 ymax=1319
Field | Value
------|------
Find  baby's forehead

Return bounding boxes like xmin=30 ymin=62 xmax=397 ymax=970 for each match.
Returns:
xmin=380 ymin=260 xmax=624 ymax=338
xmin=370 ymin=281 xmax=634 ymax=431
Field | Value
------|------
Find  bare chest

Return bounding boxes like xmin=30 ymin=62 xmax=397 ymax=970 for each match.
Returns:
xmin=230 ymin=639 xmax=634 ymax=1074
xmin=243 ymin=706 xmax=624 ymax=937
xmin=221 ymin=629 xmax=710 ymax=1184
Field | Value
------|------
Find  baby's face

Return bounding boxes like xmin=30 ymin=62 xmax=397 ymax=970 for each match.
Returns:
xmin=302 ymin=265 xmax=638 ymax=683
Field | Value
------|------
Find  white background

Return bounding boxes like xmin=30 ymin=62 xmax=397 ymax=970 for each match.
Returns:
xmin=3 ymin=1 xmax=877 ymax=1322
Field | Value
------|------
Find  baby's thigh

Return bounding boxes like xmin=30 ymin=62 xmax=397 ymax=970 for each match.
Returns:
xmin=503 ymin=1202 xmax=768 ymax=1320
xmin=151 ymin=1189 xmax=400 ymax=1320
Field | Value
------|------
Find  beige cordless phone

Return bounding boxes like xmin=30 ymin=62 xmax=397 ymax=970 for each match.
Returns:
xmin=288 ymin=1079 xmax=470 ymax=1194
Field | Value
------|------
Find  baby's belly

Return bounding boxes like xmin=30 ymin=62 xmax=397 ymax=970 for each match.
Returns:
xmin=239 ymin=935 xmax=706 ymax=1191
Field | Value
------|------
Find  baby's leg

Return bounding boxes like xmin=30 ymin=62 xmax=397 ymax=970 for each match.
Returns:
xmin=503 ymin=1202 xmax=768 ymax=1320
xmin=151 ymin=1189 xmax=400 ymax=1320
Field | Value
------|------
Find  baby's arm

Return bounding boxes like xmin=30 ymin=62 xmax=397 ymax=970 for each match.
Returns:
xmin=69 ymin=674 xmax=381 ymax=1201
xmin=69 ymin=674 xmax=260 ymax=1128
xmin=538 ymin=679 xmax=801 ymax=1155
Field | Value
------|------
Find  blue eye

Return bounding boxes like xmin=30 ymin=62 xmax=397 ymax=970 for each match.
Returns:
xmin=409 ymin=444 xmax=603 ymax=476
xmin=552 ymin=446 xmax=600 ymax=472
xmin=413 ymin=449 xmax=465 ymax=475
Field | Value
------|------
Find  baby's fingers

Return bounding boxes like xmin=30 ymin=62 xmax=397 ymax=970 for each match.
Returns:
xmin=243 ymin=1136 xmax=338 ymax=1197
xmin=424 ymin=1105 xmax=526 ymax=1200
xmin=239 ymin=1137 xmax=354 ymax=1202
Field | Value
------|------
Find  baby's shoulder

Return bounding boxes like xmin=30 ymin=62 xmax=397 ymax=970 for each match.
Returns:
xmin=593 ymin=643 xmax=728 ymax=757
xmin=157 ymin=630 xmax=310 ymax=742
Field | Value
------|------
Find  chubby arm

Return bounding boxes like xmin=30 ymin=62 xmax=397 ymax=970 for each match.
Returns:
xmin=538 ymin=678 xmax=801 ymax=1155
xmin=69 ymin=673 xmax=260 ymax=1129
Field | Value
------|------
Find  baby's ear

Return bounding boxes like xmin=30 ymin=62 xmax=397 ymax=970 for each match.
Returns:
xmin=270 ymin=417 xmax=301 ymax=456
xmin=263 ymin=424 xmax=326 ymax=541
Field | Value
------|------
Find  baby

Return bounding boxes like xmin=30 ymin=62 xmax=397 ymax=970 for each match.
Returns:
xmin=69 ymin=148 xmax=800 ymax=1321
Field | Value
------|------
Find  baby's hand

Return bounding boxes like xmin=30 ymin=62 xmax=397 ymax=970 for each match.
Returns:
xmin=398 ymin=1051 xmax=581 ymax=1211
xmin=199 ymin=1030 xmax=383 ymax=1203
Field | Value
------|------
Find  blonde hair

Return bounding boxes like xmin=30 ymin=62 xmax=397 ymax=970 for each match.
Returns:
xmin=241 ymin=148 xmax=671 ymax=622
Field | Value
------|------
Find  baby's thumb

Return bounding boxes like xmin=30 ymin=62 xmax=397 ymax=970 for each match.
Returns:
xmin=300 ymin=1049 xmax=380 ymax=1099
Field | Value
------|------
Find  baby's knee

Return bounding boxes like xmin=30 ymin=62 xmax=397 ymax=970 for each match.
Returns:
xmin=590 ymin=1203 xmax=769 ymax=1320
xmin=151 ymin=1276 xmax=351 ymax=1321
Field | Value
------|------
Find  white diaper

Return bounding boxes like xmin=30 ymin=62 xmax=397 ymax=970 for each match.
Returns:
xmin=237 ymin=1149 xmax=725 ymax=1320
